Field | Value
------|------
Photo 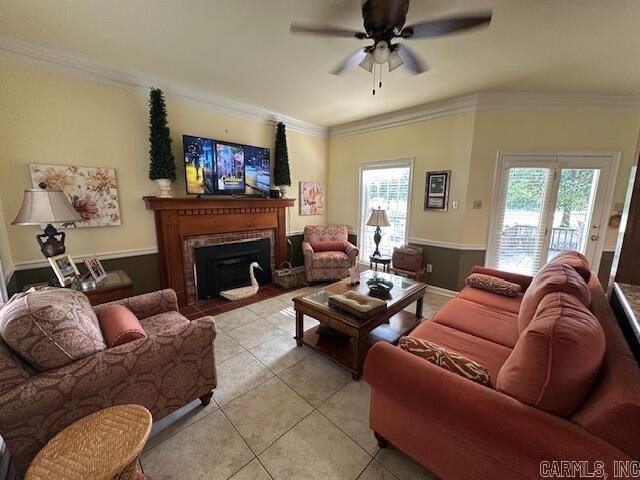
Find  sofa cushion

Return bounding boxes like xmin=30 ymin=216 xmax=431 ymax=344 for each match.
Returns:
xmin=465 ymin=273 xmax=522 ymax=297
xmin=497 ymin=292 xmax=605 ymax=416
xmin=518 ymin=263 xmax=591 ymax=332
xmin=399 ymin=336 xmax=492 ymax=387
xmin=547 ymin=250 xmax=591 ymax=282
xmin=140 ymin=311 xmax=189 ymax=335
xmin=97 ymin=305 xmax=146 ymax=348
xmin=303 ymin=225 xmax=348 ymax=243
xmin=457 ymin=287 xmax=523 ymax=314
xmin=311 ymin=240 xmax=346 ymax=252
xmin=0 ymin=339 xmax=34 ymax=393
xmin=0 ymin=288 xmax=106 ymax=371
xmin=431 ymin=298 xmax=520 ymax=348
xmin=410 ymin=321 xmax=512 ymax=380
xmin=310 ymin=251 xmax=352 ymax=269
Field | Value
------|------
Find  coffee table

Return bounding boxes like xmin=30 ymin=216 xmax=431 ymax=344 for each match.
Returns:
xmin=293 ymin=270 xmax=426 ymax=379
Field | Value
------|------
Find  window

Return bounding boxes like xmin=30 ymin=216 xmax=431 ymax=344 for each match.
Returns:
xmin=359 ymin=160 xmax=412 ymax=260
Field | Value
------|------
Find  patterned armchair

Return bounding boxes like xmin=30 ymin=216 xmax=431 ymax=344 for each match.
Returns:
xmin=302 ymin=225 xmax=359 ymax=282
xmin=0 ymin=288 xmax=216 ymax=476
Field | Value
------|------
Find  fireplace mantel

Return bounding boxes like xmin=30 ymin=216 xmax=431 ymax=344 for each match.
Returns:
xmin=144 ymin=196 xmax=295 ymax=306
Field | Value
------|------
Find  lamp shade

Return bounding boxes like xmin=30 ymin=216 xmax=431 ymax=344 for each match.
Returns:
xmin=366 ymin=208 xmax=390 ymax=227
xmin=11 ymin=189 xmax=82 ymax=225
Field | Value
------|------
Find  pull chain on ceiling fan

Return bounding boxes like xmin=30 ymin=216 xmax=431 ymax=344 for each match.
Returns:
xmin=290 ymin=0 xmax=492 ymax=94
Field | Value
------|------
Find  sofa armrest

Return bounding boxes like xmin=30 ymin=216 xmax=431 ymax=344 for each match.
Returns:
xmin=364 ymin=343 xmax=629 ymax=478
xmin=345 ymin=242 xmax=359 ymax=264
xmin=470 ymin=266 xmax=533 ymax=291
xmin=0 ymin=316 xmax=216 ymax=475
xmin=302 ymin=241 xmax=314 ymax=258
xmin=93 ymin=288 xmax=179 ymax=317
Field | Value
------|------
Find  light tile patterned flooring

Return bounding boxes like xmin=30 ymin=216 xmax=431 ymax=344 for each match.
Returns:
xmin=140 ymin=287 xmax=449 ymax=480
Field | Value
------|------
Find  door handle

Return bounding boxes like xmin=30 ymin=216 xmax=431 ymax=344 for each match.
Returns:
xmin=590 ymin=234 xmax=600 ymax=241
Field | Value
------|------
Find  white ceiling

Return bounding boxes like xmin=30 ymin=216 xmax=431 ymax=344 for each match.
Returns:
xmin=1 ymin=0 xmax=639 ymax=127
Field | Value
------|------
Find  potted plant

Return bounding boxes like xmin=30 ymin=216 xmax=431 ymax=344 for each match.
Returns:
xmin=274 ymin=122 xmax=291 ymax=197
xmin=148 ymin=88 xmax=176 ymax=198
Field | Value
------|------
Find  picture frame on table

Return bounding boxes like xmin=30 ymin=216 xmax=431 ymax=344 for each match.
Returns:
xmin=424 ymin=170 xmax=451 ymax=211
xmin=84 ymin=256 xmax=107 ymax=283
xmin=48 ymin=253 xmax=80 ymax=287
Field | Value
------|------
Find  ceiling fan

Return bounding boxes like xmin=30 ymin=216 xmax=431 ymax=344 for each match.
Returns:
xmin=290 ymin=0 xmax=492 ymax=93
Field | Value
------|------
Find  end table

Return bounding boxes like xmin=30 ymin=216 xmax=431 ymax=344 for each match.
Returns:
xmin=369 ymin=255 xmax=392 ymax=273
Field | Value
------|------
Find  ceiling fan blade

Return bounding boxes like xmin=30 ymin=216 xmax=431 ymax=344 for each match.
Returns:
xmin=401 ymin=12 xmax=492 ymax=39
xmin=394 ymin=44 xmax=427 ymax=75
xmin=290 ymin=23 xmax=367 ymax=39
xmin=330 ymin=48 xmax=369 ymax=75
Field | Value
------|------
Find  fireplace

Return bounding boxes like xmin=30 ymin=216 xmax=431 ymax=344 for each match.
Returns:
xmin=194 ymin=238 xmax=271 ymax=300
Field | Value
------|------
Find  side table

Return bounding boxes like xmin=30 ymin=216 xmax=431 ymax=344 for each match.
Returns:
xmin=369 ymin=255 xmax=392 ymax=273
xmin=25 ymin=404 xmax=152 ymax=480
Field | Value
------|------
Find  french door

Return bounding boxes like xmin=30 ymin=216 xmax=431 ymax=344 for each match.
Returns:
xmin=487 ymin=152 xmax=619 ymax=275
xmin=358 ymin=159 xmax=413 ymax=261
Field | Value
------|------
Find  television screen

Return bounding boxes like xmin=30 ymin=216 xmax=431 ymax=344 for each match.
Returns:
xmin=215 ymin=142 xmax=245 ymax=192
xmin=244 ymin=146 xmax=270 ymax=194
xmin=184 ymin=136 xmax=214 ymax=195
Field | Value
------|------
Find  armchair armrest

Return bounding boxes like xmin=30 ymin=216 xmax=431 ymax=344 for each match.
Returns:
xmin=470 ymin=266 xmax=533 ymax=291
xmin=0 ymin=316 xmax=216 ymax=475
xmin=302 ymin=241 xmax=314 ymax=258
xmin=344 ymin=242 xmax=359 ymax=264
xmin=93 ymin=288 xmax=178 ymax=318
xmin=364 ymin=343 xmax=628 ymax=478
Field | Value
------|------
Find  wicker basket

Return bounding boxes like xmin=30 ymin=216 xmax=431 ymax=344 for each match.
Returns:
xmin=273 ymin=262 xmax=307 ymax=289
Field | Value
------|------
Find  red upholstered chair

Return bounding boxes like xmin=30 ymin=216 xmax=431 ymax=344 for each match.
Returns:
xmin=302 ymin=225 xmax=359 ymax=282
xmin=0 ymin=288 xmax=216 ymax=476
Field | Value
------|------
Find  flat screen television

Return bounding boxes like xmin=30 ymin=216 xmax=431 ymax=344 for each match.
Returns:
xmin=183 ymin=135 xmax=270 ymax=196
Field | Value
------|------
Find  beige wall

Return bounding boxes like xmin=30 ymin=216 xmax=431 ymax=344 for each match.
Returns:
xmin=328 ymin=112 xmax=476 ymax=244
xmin=464 ymin=108 xmax=640 ymax=246
xmin=0 ymin=60 xmax=327 ymax=267
xmin=0 ymin=196 xmax=12 ymax=279
xmin=328 ymin=107 xmax=640 ymax=252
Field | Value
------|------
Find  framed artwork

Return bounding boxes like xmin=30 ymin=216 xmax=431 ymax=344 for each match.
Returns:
xmin=84 ymin=256 xmax=107 ymax=283
xmin=48 ymin=253 xmax=80 ymax=287
xmin=30 ymin=164 xmax=121 ymax=228
xmin=424 ymin=170 xmax=451 ymax=211
xmin=299 ymin=181 xmax=325 ymax=215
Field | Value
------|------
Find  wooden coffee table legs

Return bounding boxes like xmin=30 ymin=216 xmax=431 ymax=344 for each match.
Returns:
xmin=416 ymin=296 xmax=423 ymax=319
xmin=295 ymin=310 xmax=304 ymax=347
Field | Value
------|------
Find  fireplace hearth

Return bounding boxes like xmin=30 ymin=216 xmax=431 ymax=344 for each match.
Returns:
xmin=194 ymin=238 xmax=271 ymax=300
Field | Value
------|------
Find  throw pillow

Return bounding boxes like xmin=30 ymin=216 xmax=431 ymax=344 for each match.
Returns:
xmin=465 ymin=273 xmax=522 ymax=297
xmin=399 ymin=336 xmax=492 ymax=387
xmin=97 ymin=305 xmax=147 ymax=348
xmin=497 ymin=292 xmax=605 ymax=416
xmin=311 ymin=241 xmax=346 ymax=252
xmin=0 ymin=288 xmax=106 ymax=371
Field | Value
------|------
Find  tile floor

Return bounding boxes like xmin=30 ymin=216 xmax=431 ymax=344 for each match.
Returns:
xmin=140 ymin=286 xmax=450 ymax=480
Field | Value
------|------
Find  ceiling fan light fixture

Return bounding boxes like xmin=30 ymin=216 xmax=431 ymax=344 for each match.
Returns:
xmin=388 ymin=50 xmax=404 ymax=71
xmin=359 ymin=52 xmax=374 ymax=73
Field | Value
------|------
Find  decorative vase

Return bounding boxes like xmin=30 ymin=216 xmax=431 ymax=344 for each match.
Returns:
xmin=156 ymin=179 xmax=172 ymax=198
xmin=278 ymin=186 xmax=287 ymax=198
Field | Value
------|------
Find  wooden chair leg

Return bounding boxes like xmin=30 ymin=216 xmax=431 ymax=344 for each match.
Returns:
xmin=374 ymin=431 xmax=388 ymax=448
xmin=199 ymin=391 xmax=213 ymax=406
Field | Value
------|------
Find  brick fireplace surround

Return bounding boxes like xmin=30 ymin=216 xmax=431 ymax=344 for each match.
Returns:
xmin=144 ymin=196 xmax=295 ymax=307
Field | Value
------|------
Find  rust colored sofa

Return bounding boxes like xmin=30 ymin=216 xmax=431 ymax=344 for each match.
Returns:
xmin=302 ymin=225 xmax=359 ymax=282
xmin=0 ymin=288 xmax=216 ymax=476
xmin=365 ymin=256 xmax=640 ymax=480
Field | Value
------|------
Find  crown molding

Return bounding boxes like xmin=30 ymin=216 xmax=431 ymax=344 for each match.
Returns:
xmin=329 ymin=94 xmax=480 ymax=138
xmin=330 ymin=92 xmax=640 ymax=138
xmin=0 ymin=35 xmax=328 ymax=138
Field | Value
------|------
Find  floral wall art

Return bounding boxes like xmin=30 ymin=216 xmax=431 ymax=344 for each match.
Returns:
xmin=30 ymin=164 xmax=121 ymax=228
xmin=299 ymin=181 xmax=325 ymax=215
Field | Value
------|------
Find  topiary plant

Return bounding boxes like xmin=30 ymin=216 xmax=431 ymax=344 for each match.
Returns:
xmin=273 ymin=122 xmax=291 ymax=192
xmin=148 ymin=88 xmax=176 ymax=181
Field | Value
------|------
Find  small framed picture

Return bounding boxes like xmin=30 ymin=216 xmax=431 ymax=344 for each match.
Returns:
xmin=348 ymin=266 xmax=360 ymax=285
xmin=48 ymin=253 xmax=80 ymax=287
xmin=425 ymin=171 xmax=451 ymax=211
xmin=84 ymin=256 xmax=107 ymax=283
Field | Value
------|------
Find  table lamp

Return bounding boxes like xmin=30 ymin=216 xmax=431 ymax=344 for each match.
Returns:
xmin=366 ymin=207 xmax=390 ymax=257
xmin=12 ymin=183 xmax=82 ymax=258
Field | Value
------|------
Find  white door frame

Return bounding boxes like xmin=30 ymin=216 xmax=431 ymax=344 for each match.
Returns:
xmin=486 ymin=149 xmax=621 ymax=272
xmin=357 ymin=157 xmax=415 ymax=261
